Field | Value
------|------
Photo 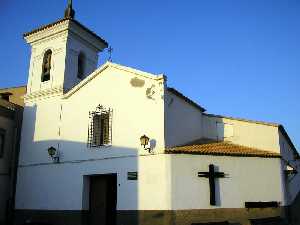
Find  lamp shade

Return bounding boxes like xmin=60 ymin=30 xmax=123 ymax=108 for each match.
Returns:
xmin=48 ymin=146 xmax=56 ymax=157
xmin=140 ymin=135 xmax=150 ymax=147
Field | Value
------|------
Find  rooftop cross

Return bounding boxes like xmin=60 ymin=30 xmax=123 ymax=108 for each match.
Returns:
xmin=108 ymin=46 xmax=113 ymax=62
xmin=64 ymin=0 xmax=75 ymax=19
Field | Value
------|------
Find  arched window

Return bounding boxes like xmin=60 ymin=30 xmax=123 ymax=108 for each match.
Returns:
xmin=41 ymin=50 xmax=52 ymax=82
xmin=77 ymin=52 xmax=85 ymax=79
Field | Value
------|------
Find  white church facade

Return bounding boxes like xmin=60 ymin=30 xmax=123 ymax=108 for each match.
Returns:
xmin=14 ymin=2 xmax=300 ymax=225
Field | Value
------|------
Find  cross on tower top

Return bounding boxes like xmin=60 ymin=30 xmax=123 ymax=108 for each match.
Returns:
xmin=64 ymin=0 xmax=75 ymax=19
xmin=108 ymin=46 xmax=113 ymax=62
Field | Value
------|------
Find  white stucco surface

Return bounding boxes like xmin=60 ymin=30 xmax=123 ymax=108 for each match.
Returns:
xmin=15 ymin=15 xmax=299 ymax=214
xmin=202 ymin=114 xmax=281 ymax=152
xmin=15 ymin=154 xmax=284 ymax=210
xmin=168 ymin=155 xmax=284 ymax=209
xmin=165 ymin=90 xmax=203 ymax=147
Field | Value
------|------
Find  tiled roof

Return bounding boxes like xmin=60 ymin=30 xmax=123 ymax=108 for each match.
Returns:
xmin=165 ymin=142 xmax=281 ymax=158
xmin=23 ymin=18 xmax=108 ymax=47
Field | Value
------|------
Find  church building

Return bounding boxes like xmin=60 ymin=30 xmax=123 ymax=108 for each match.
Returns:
xmin=14 ymin=2 xmax=300 ymax=225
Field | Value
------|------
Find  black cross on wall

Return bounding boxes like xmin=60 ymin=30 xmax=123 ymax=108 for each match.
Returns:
xmin=198 ymin=164 xmax=226 ymax=206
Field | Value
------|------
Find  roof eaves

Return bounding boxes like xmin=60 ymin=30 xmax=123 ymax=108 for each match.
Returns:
xmin=203 ymin=113 xmax=279 ymax=127
xmin=64 ymin=62 xmax=163 ymax=99
xmin=23 ymin=18 xmax=69 ymax=37
xmin=0 ymin=99 xmax=23 ymax=111
xmin=0 ymin=85 xmax=27 ymax=91
xmin=278 ymin=125 xmax=299 ymax=158
xmin=167 ymin=87 xmax=206 ymax=112
xmin=165 ymin=141 xmax=281 ymax=158
xmin=23 ymin=18 xmax=108 ymax=47
xmin=165 ymin=149 xmax=281 ymax=158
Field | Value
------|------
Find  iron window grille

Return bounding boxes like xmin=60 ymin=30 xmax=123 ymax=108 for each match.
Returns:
xmin=88 ymin=105 xmax=113 ymax=148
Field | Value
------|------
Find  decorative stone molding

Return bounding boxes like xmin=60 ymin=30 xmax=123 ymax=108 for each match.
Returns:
xmin=30 ymin=31 xmax=69 ymax=47
xmin=25 ymin=20 xmax=70 ymax=44
xmin=24 ymin=86 xmax=63 ymax=102
xmin=53 ymin=47 xmax=64 ymax=55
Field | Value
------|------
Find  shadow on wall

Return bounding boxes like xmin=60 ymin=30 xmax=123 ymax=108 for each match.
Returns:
xmin=14 ymin=140 xmax=140 ymax=225
xmin=14 ymin=105 xmax=140 ymax=225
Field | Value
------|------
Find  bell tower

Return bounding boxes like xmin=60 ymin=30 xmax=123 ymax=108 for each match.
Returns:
xmin=24 ymin=1 xmax=108 ymax=102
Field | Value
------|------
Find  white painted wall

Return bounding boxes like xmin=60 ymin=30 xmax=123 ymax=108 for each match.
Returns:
xmin=64 ymin=32 xmax=100 ymax=91
xmin=165 ymin=90 xmax=203 ymax=147
xmin=26 ymin=30 xmax=67 ymax=96
xmin=16 ymin=154 xmax=170 ymax=210
xmin=202 ymin=114 xmax=281 ymax=152
xmin=25 ymin=19 xmax=106 ymax=100
xmin=18 ymin=64 xmax=165 ymax=167
xmin=15 ymin=154 xmax=284 ymax=210
xmin=278 ymin=131 xmax=300 ymax=205
xmin=168 ymin=154 xmax=284 ymax=209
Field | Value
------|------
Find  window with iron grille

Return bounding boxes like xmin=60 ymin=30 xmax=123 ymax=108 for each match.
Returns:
xmin=88 ymin=105 xmax=112 ymax=147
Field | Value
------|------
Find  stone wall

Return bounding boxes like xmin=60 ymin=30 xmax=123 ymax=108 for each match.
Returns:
xmin=14 ymin=208 xmax=286 ymax=225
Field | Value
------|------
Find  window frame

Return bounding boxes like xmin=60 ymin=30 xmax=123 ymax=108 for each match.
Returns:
xmin=41 ymin=49 xmax=52 ymax=82
xmin=88 ymin=105 xmax=113 ymax=148
xmin=77 ymin=52 xmax=85 ymax=80
xmin=0 ymin=128 xmax=6 ymax=158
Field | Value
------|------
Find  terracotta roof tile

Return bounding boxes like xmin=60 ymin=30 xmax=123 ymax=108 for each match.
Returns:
xmin=165 ymin=142 xmax=281 ymax=158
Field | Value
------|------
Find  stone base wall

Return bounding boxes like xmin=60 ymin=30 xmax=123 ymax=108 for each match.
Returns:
xmin=14 ymin=208 xmax=287 ymax=225
xmin=14 ymin=210 xmax=89 ymax=225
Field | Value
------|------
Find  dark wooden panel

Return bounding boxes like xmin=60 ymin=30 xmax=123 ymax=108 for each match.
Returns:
xmin=89 ymin=174 xmax=117 ymax=225
xmin=245 ymin=202 xmax=279 ymax=208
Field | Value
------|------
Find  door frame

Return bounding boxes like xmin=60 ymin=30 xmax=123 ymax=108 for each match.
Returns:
xmin=88 ymin=173 xmax=117 ymax=225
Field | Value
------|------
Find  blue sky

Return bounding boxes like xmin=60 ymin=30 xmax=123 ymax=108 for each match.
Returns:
xmin=0 ymin=0 xmax=299 ymax=150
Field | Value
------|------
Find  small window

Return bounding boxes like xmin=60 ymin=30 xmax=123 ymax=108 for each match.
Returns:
xmin=0 ymin=129 xmax=6 ymax=158
xmin=88 ymin=105 xmax=113 ymax=147
xmin=0 ymin=92 xmax=12 ymax=101
xmin=77 ymin=52 xmax=85 ymax=79
xmin=41 ymin=49 xmax=52 ymax=82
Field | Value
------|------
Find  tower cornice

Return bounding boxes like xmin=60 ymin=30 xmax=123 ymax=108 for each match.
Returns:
xmin=24 ymin=18 xmax=108 ymax=49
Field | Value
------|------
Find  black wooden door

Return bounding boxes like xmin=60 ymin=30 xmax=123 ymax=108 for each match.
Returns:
xmin=89 ymin=174 xmax=117 ymax=225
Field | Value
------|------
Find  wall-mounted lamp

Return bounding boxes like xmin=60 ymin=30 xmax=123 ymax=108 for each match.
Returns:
xmin=47 ymin=146 xmax=59 ymax=163
xmin=140 ymin=134 xmax=151 ymax=153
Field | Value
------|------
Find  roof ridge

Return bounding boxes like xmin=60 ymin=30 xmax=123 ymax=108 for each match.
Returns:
xmin=169 ymin=141 xmax=277 ymax=153
xmin=167 ymin=87 xmax=206 ymax=112
xmin=166 ymin=141 xmax=280 ymax=158
xmin=203 ymin=113 xmax=280 ymax=127
xmin=63 ymin=61 xmax=164 ymax=99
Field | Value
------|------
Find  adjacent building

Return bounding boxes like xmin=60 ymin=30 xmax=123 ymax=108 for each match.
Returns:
xmin=0 ymin=89 xmax=24 ymax=225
